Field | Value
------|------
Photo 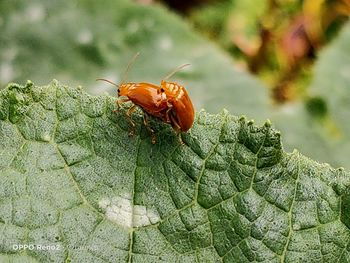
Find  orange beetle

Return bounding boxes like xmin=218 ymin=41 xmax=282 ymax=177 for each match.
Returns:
xmin=159 ymin=80 xmax=195 ymax=133
xmin=97 ymin=53 xmax=194 ymax=143
xmin=98 ymin=79 xmax=169 ymax=143
xmin=117 ymin=82 xmax=169 ymax=120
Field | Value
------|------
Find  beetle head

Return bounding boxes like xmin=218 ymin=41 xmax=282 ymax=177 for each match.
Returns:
xmin=118 ymin=83 xmax=134 ymax=97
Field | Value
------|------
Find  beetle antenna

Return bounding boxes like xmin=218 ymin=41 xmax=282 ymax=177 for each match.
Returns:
xmin=96 ymin=78 xmax=120 ymax=88
xmin=120 ymin=52 xmax=140 ymax=84
xmin=163 ymin=63 xmax=190 ymax=81
xmin=96 ymin=52 xmax=140 ymax=88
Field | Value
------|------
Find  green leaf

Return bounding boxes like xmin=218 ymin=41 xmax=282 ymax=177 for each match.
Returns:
xmin=0 ymin=0 xmax=270 ymax=122
xmin=1 ymin=80 xmax=350 ymax=262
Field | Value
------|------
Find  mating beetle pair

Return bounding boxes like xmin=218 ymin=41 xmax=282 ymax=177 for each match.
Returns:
xmin=98 ymin=53 xmax=194 ymax=144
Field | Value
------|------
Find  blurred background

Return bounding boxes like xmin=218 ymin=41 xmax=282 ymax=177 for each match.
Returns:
xmin=1 ymin=0 xmax=350 ymax=169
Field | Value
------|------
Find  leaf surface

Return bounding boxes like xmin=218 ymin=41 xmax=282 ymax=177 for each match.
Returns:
xmin=1 ymin=81 xmax=350 ymax=262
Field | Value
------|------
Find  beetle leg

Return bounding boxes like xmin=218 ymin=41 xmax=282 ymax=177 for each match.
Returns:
xmin=114 ymin=98 xmax=130 ymax=113
xmin=126 ymin=105 xmax=137 ymax=137
xmin=164 ymin=103 xmax=173 ymax=123
xmin=143 ymin=113 xmax=156 ymax=144
xmin=169 ymin=113 xmax=184 ymax=145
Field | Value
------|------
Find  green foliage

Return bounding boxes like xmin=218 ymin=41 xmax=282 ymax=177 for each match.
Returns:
xmin=273 ymin=23 xmax=350 ymax=169
xmin=1 ymin=81 xmax=350 ymax=262
xmin=0 ymin=0 xmax=270 ymax=122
